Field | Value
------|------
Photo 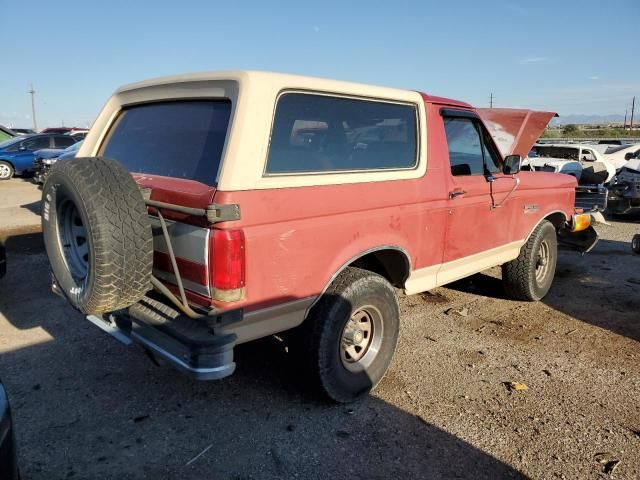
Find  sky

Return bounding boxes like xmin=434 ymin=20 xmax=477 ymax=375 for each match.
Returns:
xmin=1 ymin=0 xmax=639 ymax=129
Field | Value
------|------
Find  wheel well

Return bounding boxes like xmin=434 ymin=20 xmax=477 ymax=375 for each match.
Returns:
xmin=544 ymin=212 xmax=568 ymax=231
xmin=0 ymin=159 xmax=14 ymax=169
xmin=349 ymin=248 xmax=410 ymax=288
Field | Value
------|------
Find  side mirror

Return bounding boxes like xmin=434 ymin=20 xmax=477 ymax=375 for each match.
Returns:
xmin=625 ymin=152 xmax=633 ymax=161
xmin=503 ymin=154 xmax=521 ymax=175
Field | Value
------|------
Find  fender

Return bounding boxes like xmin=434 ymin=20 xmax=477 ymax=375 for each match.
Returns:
xmin=307 ymin=244 xmax=412 ymax=315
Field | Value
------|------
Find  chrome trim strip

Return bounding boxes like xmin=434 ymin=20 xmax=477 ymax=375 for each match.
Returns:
xmin=153 ymin=269 xmax=210 ymax=297
xmin=86 ymin=315 xmax=133 ymax=345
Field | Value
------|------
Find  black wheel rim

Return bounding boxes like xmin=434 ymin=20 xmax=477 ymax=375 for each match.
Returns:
xmin=57 ymin=196 xmax=89 ymax=283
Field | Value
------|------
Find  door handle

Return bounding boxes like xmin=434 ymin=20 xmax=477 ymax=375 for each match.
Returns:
xmin=449 ymin=189 xmax=466 ymax=199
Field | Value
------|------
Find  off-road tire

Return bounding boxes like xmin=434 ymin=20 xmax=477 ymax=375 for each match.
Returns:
xmin=0 ymin=161 xmax=14 ymax=180
xmin=295 ymin=267 xmax=400 ymax=403
xmin=502 ymin=220 xmax=557 ymax=301
xmin=42 ymin=157 xmax=153 ymax=314
xmin=632 ymin=234 xmax=640 ymax=254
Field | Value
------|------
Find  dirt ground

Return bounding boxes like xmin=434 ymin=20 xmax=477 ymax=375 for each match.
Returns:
xmin=0 ymin=179 xmax=638 ymax=479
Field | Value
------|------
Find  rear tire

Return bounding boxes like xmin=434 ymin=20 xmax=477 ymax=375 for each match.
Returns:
xmin=42 ymin=157 xmax=153 ymax=314
xmin=295 ymin=267 xmax=400 ymax=403
xmin=502 ymin=220 xmax=557 ymax=301
xmin=0 ymin=161 xmax=14 ymax=180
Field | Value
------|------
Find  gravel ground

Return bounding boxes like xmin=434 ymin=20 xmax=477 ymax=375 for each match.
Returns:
xmin=0 ymin=181 xmax=638 ymax=479
xmin=0 ymin=178 xmax=41 ymax=232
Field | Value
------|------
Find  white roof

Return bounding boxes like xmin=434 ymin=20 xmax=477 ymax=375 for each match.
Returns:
xmin=116 ymin=70 xmax=416 ymax=101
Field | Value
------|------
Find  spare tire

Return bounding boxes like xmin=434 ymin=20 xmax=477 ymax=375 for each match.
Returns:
xmin=42 ymin=157 xmax=153 ymax=314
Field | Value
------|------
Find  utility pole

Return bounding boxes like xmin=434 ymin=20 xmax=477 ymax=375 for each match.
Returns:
xmin=624 ymin=109 xmax=628 ymax=130
xmin=28 ymin=84 xmax=38 ymax=131
xmin=489 ymin=92 xmax=494 ymax=108
xmin=631 ymin=96 xmax=636 ymax=131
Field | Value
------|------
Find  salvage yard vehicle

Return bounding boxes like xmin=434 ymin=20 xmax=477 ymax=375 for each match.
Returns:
xmin=603 ymin=143 xmax=640 ymax=169
xmin=0 ymin=134 xmax=77 ymax=180
xmin=33 ymin=140 xmax=83 ymax=184
xmin=608 ymin=158 xmax=640 ymax=215
xmin=522 ymin=144 xmax=616 ymax=212
xmin=41 ymin=71 xmax=598 ymax=403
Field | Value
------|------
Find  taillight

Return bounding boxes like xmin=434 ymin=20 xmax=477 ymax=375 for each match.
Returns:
xmin=210 ymin=229 xmax=245 ymax=302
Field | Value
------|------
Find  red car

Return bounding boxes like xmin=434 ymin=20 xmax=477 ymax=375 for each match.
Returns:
xmin=41 ymin=71 xmax=597 ymax=402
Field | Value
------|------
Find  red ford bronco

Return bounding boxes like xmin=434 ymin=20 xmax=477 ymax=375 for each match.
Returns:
xmin=42 ymin=71 xmax=597 ymax=402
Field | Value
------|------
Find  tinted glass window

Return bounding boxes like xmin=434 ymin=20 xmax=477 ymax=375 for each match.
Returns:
xmin=266 ymin=93 xmax=417 ymax=174
xmin=53 ymin=136 xmax=75 ymax=148
xmin=21 ymin=136 xmax=50 ymax=150
xmin=102 ymin=100 xmax=231 ymax=185
xmin=444 ymin=117 xmax=485 ymax=175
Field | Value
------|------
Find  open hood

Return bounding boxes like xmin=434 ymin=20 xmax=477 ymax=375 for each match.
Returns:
xmin=477 ymin=108 xmax=557 ymax=158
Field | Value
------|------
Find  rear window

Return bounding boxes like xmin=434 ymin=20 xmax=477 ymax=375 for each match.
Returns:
xmin=265 ymin=93 xmax=417 ymax=174
xmin=102 ymin=100 xmax=231 ymax=185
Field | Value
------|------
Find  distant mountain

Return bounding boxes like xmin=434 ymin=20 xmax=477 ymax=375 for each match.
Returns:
xmin=551 ymin=114 xmax=626 ymax=125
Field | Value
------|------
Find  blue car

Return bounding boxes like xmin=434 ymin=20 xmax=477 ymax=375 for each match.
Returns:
xmin=33 ymin=140 xmax=83 ymax=184
xmin=0 ymin=134 xmax=77 ymax=180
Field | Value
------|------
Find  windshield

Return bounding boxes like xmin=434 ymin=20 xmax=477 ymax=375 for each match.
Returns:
xmin=65 ymin=140 xmax=83 ymax=153
xmin=101 ymin=100 xmax=231 ymax=186
xmin=605 ymin=145 xmax=633 ymax=154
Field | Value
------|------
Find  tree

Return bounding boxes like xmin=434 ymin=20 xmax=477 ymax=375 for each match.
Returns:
xmin=562 ymin=124 xmax=579 ymax=135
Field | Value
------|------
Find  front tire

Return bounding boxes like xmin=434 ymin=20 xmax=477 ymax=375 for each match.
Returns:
xmin=502 ymin=220 xmax=558 ymax=301
xmin=296 ymin=267 xmax=400 ymax=403
xmin=0 ymin=161 xmax=14 ymax=180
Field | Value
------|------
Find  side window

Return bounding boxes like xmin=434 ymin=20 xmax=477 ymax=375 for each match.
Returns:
xmin=54 ymin=136 xmax=75 ymax=148
xmin=581 ymin=149 xmax=596 ymax=162
xmin=265 ymin=93 xmax=418 ymax=174
xmin=21 ymin=136 xmax=50 ymax=150
xmin=443 ymin=117 xmax=485 ymax=176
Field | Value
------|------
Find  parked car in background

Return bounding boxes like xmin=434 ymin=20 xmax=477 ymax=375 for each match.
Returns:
xmin=10 ymin=128 xmax=36 ymax=136
xmin=0 ymin=126 xmax=16 ymax=143
xmin=524 ymin=144 xmax=616 ymax=184
xmin=0 ymin=134 xmax=77 ymax=179
xmin=40 ymin=127 xmax=73 ymax=134
xmin=603 ymin=143 xmax=640 ymax=169
xmin=33 ymin=140 xmax=83 ymax=184
xmin=608 ymin=157 xmax=640 ymax=215
xmin=70 ymin=131 xmax=88 ymax=141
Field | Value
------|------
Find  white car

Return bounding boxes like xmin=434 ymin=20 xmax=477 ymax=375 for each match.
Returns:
xmin=603 ymin=143 xmax=640 ymax=169
xmin=525 ymin=144 xmax=616 ymax=184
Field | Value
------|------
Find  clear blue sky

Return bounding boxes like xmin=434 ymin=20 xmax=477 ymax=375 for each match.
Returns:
xmin=1 ymin=0 xmax=638 ymax=128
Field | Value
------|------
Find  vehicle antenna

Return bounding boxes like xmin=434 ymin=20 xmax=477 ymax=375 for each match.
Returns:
xmin=489 ymin=92 xmax=494 ymax=108
xmin=631 ymin=96 xmax=635 ymax=131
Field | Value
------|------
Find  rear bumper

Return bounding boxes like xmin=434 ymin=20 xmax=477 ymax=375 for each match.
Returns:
xmin=85 ymin=295 xmax=241 ymax=381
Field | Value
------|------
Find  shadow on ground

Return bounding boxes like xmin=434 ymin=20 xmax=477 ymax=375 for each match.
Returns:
xmin=447 ymin=238 xmax=640 ymax=342
xmin=0 ymin=233 xmax=525 ymax=479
